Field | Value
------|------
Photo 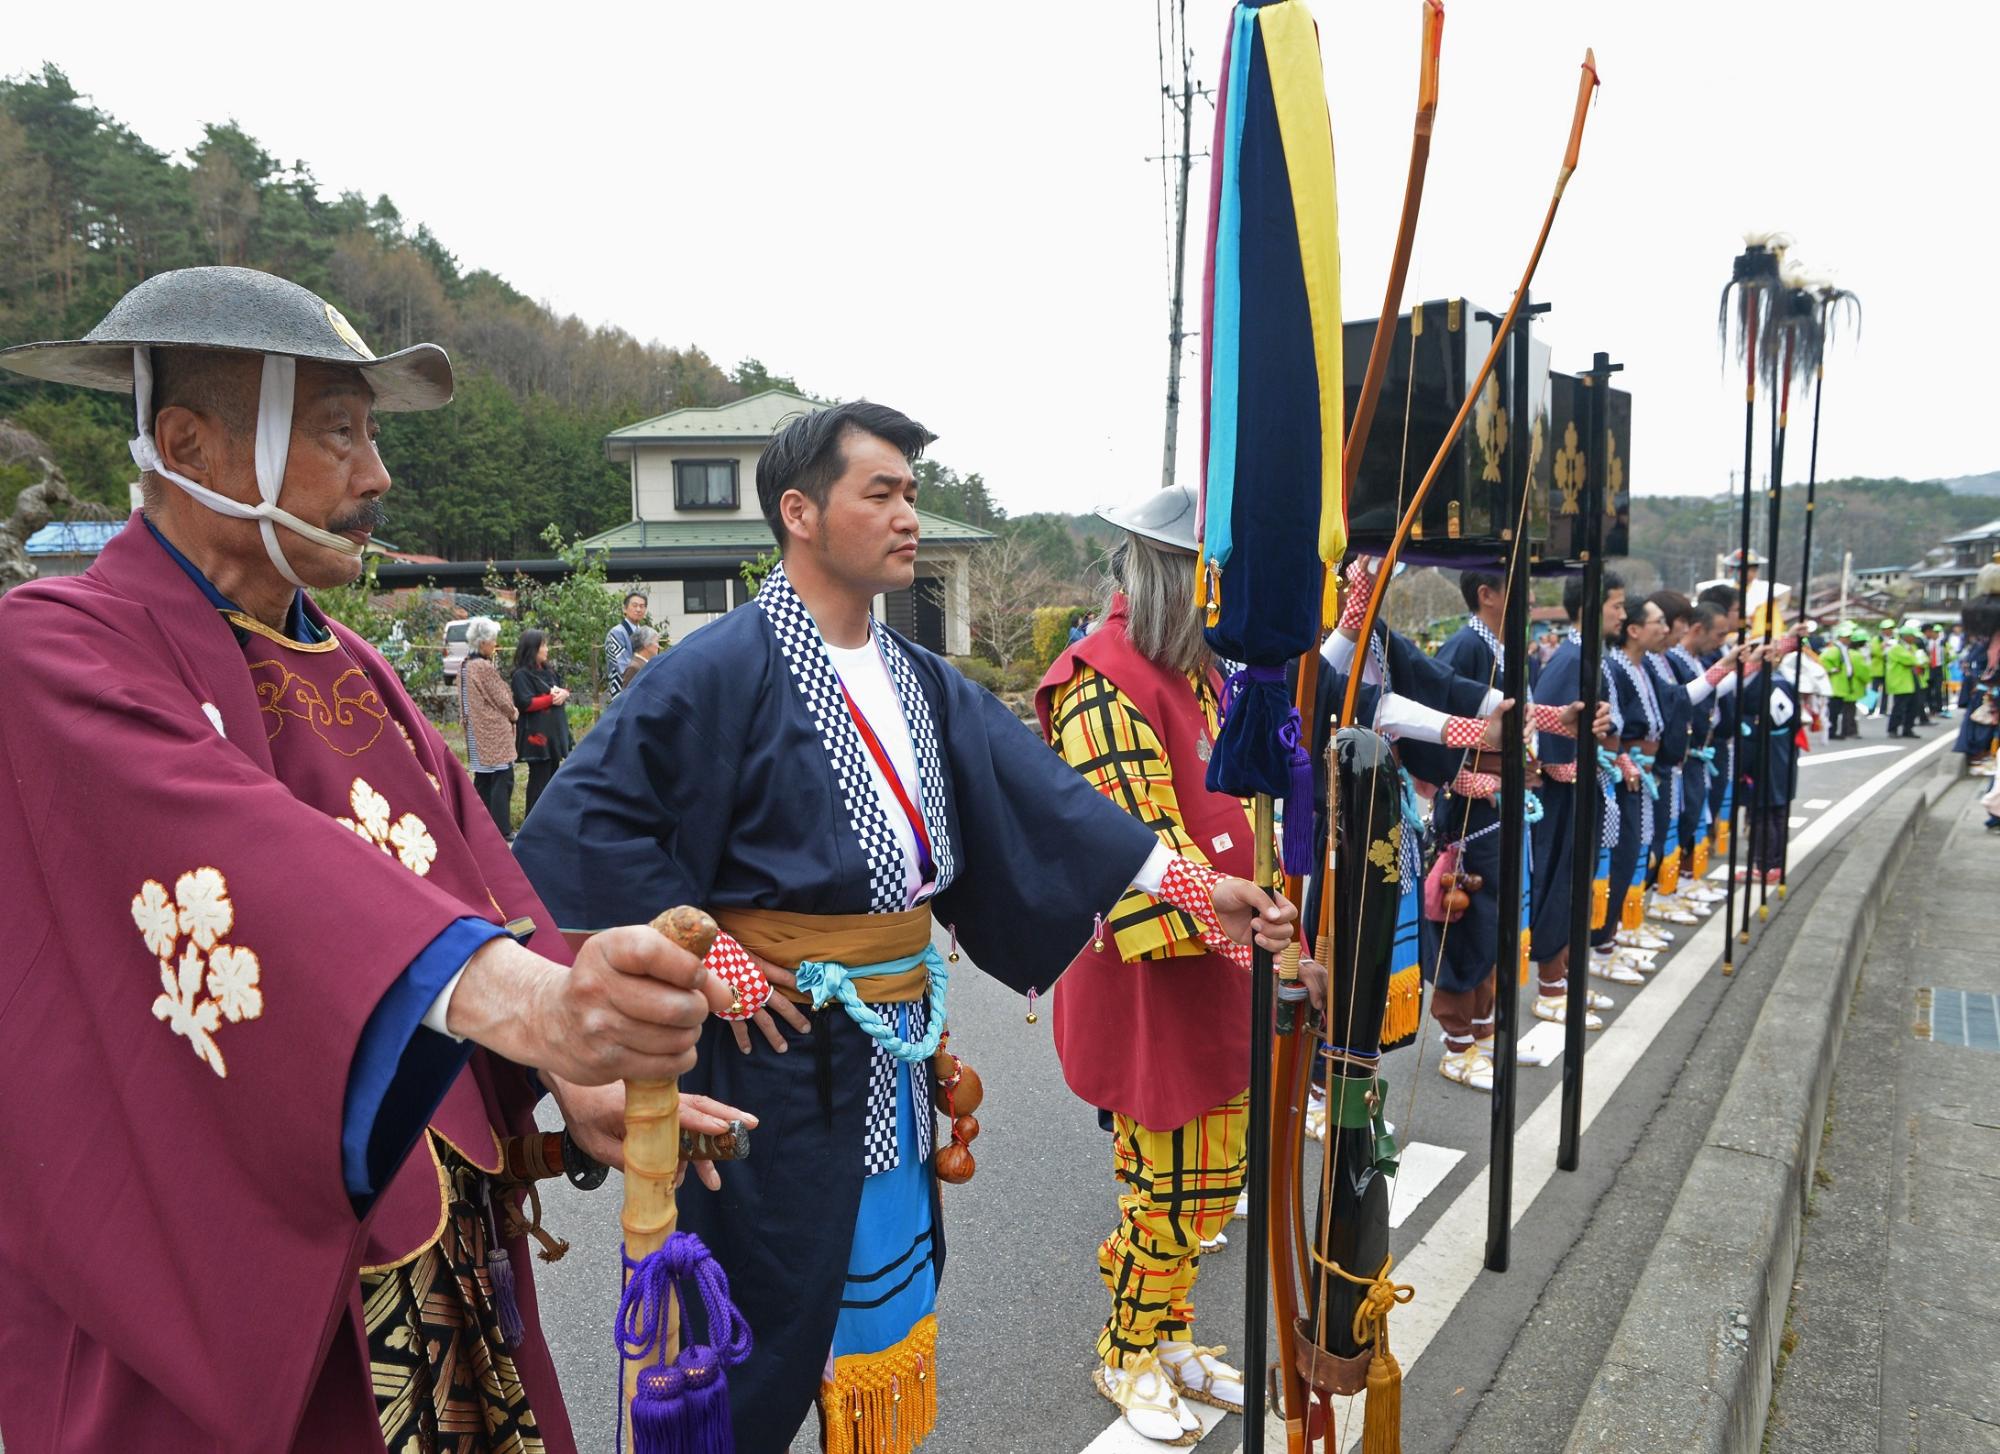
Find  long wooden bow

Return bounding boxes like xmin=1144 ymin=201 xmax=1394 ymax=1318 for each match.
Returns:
xmin=1271 ymin=8 xmax=1445 ymax=1447
xmin=1338 ymin=48 xmax=1601 ymax=728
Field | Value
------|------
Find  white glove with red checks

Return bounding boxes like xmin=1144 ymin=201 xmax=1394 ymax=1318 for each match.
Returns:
xmin=1156 ymin=856 xmax=1253 ymax=970
xmin=705 ymin=931 xmax=772 ymax=1021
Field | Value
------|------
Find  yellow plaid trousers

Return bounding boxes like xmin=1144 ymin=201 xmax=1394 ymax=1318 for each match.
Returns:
xmin=1097 ymin=1092 xmax=1250 ymax=1366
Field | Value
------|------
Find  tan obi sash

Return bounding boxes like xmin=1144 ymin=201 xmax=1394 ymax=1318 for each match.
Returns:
xmin=712 ymin=905 xmax=933 ymax=1005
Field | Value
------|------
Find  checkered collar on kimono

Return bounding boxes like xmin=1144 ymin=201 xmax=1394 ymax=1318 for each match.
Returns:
xmin=1567 ymin=627 xmax=1624 ymax=734
xmin=1609 ymin=647 xmax=1663 ymax=737
xmin=1469 ymin=616 xmax=1504 ymax=674
xmin=755 ymin=561 xmax=956 ymax=913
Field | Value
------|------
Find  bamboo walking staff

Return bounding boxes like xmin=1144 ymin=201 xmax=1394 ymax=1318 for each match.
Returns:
xmin=623 ymin=907 xmax=712 ymax=1438
xmin=616 ymin=906 xmax=754 ymax=1454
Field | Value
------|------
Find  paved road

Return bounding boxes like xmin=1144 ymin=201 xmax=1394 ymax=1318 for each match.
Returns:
xmin=525 ymin=713 xmax=1969 ymax=1454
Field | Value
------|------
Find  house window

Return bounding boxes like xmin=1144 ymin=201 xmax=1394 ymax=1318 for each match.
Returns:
xmin=674 ymin=459 xmax=738 ymax=510
xmin=684 ymin=578 xmax=730 ymax=614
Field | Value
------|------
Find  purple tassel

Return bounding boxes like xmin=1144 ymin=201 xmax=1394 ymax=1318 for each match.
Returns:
xmin=1279 ymin=709 xmax=1314 ymax=878
xmin=620 ymin=1233 xmax=753 ymax=1454
xmin=487 ymin=1245 xmax=526 ymax=1350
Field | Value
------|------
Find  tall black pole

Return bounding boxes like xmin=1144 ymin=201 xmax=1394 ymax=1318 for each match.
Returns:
xmin=1722 ymin=316 xmax=1759 ymax=971
xmin=1754 ymin=354 xmax=1791 ymax=921
xmin=1243 ymin=795 xmax=1275 ymax=1449
xmin=1560 ymin=351 xmax=1620 ymax=1172
xmin=1487 ymin=298 xmax=1533 ymax=1270
xmin=1781 ymin=356 xmax=1825 ymax=894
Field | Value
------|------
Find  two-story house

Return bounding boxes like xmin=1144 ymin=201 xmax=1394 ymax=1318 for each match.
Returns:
xmin=582 ymin=390 xmax=989 ymax=651
xmin=1911 ymin=518 xmax=2000 ymax=604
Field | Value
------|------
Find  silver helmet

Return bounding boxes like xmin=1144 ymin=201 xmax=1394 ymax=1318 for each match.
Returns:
xmin=0 ymin=267 xmax=453 ymax=587
xmin=1096 ymin=483 xmax=1198 ymax=555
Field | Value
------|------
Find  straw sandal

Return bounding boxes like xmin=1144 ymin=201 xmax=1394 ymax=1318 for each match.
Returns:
xmin=1439 ymin=1047 xmax=1495 ymax=1092
xmin=1533 ymin=994 xmax=1603 ymax=1031
xmin=1160 ymin=1343 xmax=1245 ymax=1413
xmin=1588 ymin=952 xmax=1644 ymax=986
xmin=1095 ymin=1353 xmax=1200 ymax=1446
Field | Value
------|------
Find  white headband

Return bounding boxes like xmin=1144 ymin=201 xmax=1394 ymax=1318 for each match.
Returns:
xmin=129 ymin=347 xmax=364 ymax=590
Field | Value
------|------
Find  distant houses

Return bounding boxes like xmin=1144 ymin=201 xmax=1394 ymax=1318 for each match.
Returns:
xmin=587 ymin=390 xmax=989 ymax=651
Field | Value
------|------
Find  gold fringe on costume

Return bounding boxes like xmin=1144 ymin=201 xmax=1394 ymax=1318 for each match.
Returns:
xmin=1713 ymin=819 xmax=1730 ymax=857
xmin=1380 ymin=965 xmax=1422 ymax=1046
xmin=1619 ymin=884 xmax=1645 ymax=932
xmin=1517 ymin=927 xmax=1533 ymax=987
xmin=1692 ymin=838 xmax=1710 ymax=878
xmin=1658 ymin=852 xmax=1680 ymax=894
xmin=819 ymin=1315 xmax=939 ymax=1454
xmin=1591 ymin=877 xmax=1609 ymax=931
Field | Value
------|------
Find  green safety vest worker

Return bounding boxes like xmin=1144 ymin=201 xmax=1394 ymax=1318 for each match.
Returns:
xmin=1884 ymin=638 xmax=1923 ymax=696
xmin=1820 ymin=636 xmax=1863 ymax=700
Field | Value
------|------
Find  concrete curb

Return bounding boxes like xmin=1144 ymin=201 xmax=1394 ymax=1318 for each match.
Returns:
xmin=1562 ymin=767 xmax=1961 ymax=1454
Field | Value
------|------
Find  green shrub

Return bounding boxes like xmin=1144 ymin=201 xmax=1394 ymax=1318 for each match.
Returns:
xmin=1002 ymin=657 xmax=1042 ymax=693
xmin=1031 ymin=605 xmax=1078 ymax=671
xmin=949 ymin=655 xmax=1003 ymax=692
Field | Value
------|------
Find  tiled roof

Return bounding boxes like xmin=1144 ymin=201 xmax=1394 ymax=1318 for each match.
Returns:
xmin=604 ymin=389 xmax=825 ymax=444
xmin=579 ymin=510 xmax=991 ymax=553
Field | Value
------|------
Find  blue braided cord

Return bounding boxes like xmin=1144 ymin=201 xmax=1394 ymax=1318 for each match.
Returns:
xmin=1686 ymin=746 xmax=1716 ymax=763
xmin=1398 ymin=766 xmax=1424 ymax=888
xmin=793 ymin=946 xmax=950 ymax=1064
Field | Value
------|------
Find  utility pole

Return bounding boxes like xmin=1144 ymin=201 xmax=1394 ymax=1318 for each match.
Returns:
xmin=1155 ymin=0 xmax=1205 ymax=491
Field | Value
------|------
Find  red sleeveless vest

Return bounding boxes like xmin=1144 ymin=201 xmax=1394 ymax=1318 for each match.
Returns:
xmin=1034 ymin=601 xmax=1253 ymax=1130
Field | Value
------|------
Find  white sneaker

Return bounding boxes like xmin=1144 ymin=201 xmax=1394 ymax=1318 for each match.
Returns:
xmin=1686 ymin=885 xmax=1728 ymax=904
xmin=1158 ymin=1342 xmax=1245 ymax=1414
xmin=1199 ymin=1229 xmax=1228 ymax=1253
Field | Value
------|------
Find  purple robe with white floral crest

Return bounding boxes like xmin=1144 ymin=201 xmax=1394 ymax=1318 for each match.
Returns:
xmin=0 ymin=514 xmax=576 ymax=1453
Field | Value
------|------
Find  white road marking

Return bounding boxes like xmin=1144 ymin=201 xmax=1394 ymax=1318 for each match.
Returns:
xmin=1789 ymin=815 xmax=1808 ymax=828
xmin=1797 ymin=744 xmax=1901 ymax=766
xmin=1803 ymin=798 xmax=1833 ymax=809
xmin=1230 ymin=729 xmax=1955 ymax=1454
xmin=1387 ymin=1142 xmax=1466 ymax=1230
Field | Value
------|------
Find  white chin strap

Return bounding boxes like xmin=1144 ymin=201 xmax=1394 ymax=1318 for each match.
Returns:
xmin=129 ymin=347 xmax=364 ymax=590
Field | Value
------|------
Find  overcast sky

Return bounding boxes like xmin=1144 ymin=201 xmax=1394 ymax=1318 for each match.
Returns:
xmin=11 ymin=2 xmax=1997 ymax=517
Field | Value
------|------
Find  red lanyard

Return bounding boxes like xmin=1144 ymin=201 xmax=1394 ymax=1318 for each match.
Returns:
xmin=837 ymin=679 xmax=937 ymax=886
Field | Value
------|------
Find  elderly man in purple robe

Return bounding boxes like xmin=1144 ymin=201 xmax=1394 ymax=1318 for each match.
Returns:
xmin=0 ymin=266 xmax=748 ymax=1454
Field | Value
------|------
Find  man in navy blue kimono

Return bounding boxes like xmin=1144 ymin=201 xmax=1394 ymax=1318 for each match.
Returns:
xmin=1528 ymin=573 xmax=1629 ymax=1020
xmin=515 ymin=401 xmax=1295 ymax=1453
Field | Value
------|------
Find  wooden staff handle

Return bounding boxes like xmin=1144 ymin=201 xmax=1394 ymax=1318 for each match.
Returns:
xmin=622 ymin=905 xmax=720 ymax=1434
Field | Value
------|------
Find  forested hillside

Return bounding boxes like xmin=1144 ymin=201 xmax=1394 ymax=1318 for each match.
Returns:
xmin=0 ymin=65 xmax=816 ymax=557
xmin=1621 ymin=476 xmax=1998 ymax=594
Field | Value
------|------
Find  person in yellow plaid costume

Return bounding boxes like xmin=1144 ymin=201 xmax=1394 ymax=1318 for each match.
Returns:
xmin=1033 ymin=486 xmax=1258 ymax=1445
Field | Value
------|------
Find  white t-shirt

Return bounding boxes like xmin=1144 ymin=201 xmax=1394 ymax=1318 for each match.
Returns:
xmin=827 ymin=637 xmax=930 ymax=906
xmin=828 ymin=634 xmax=1172 ymax=905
